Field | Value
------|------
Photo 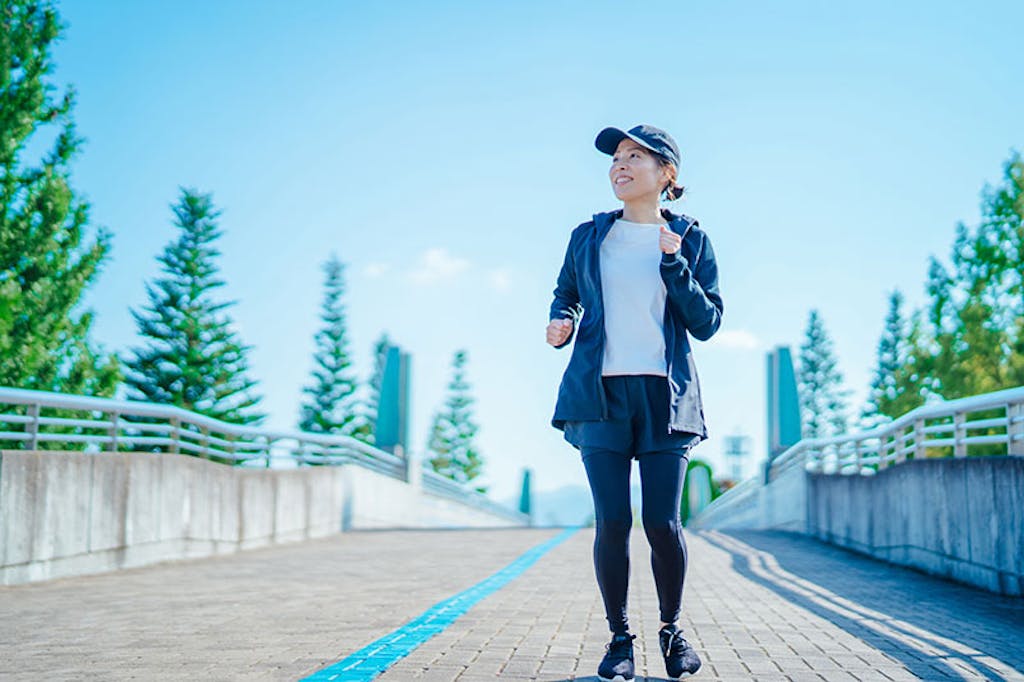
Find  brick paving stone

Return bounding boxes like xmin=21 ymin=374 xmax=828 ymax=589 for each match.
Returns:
xmin=377 ymin=527 xmax=1024 ymax=682
xmin=4 ymin=524 xmax=1023 ymax=681
xmin=0 ymin=528 xmax=559 ymax=681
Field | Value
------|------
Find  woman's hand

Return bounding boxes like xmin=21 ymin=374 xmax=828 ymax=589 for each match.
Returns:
xmin=659 ymin=225 xmax=682 ymax=254
xmin=546 ymin=318 xmax=574 ymax=347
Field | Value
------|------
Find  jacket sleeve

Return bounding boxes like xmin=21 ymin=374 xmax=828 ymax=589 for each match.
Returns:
xmin=659 ymin=230 xmax=723 ymax=341
xmin=548 ymin=229 xmax=584 ymax=349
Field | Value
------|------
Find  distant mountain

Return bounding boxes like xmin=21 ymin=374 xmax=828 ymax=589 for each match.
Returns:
xmin=501 ymin=483 xmax=591 ymax=527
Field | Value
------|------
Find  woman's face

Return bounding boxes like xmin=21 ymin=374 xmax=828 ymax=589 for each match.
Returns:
xmin=609 ymin=138 xmax=673 ymax=203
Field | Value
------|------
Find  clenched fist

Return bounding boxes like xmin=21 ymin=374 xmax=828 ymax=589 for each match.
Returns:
xmin=546 ymin=318 xmax=574 ymax=347
xmin=659 ymin=225 xmax=682 ymax=254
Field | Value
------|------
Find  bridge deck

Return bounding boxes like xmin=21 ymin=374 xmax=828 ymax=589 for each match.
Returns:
xmin=2 ymin=527 xmax=1021 ymax=681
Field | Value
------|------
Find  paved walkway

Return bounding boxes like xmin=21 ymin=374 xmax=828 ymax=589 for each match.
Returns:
xmin=2 ymin=527 xmax=1022 ymax=681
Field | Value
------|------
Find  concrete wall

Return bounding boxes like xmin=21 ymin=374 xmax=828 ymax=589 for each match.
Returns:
xmin=0 ymin=450 xmax=525 ymax=585
xmin=808 ymin=456 xmax=1024 ymax=597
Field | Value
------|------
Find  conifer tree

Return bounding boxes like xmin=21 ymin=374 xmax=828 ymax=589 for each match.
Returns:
xmin=921 ymin=152 xmax=1024 ymax=399
xmin=797 ymin=309 xmax=850 ymax=439
xmin=0 ymin=0 xmax=119 ymax=397
xmin=125 ymin=188 xmax=264 ymax=426
xmin=862 ymin=290 xmax=926 ymax=425
xmin=426 ymin=349 xmax=485 ymax=491
xmin=298 ymin=254 xmax=367 ymax=439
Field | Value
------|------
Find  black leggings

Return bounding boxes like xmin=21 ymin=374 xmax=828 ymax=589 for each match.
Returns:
xmin=582 ymin=447 xmax=689 ymax=635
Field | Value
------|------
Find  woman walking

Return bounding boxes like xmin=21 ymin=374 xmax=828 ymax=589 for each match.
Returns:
xmin=546 ymin=124 xmax=723 ymax=681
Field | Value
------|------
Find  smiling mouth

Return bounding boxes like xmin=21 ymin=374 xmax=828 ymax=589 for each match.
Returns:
xmin=614 ymin=177 xmax=632 ymax=185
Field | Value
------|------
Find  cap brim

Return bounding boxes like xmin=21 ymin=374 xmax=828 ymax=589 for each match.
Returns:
xmin=595 ymin=127 xmax=629 ymax=155
xmin=595 ymin=127 xmax=666 ymax=160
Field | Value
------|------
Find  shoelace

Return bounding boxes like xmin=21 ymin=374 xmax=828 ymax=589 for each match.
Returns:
xmin=661 ymin=628 xmax=688 ymax=656
xmin=607 ymin=634 xmax=636 ymax=656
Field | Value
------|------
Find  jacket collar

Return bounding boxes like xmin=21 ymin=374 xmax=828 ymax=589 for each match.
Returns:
xmin=593 ymin=208 xmax=696 ymax=244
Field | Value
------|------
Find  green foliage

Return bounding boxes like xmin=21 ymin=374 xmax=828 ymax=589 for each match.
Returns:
xmin=0 ymin=0 xmax=120 ymax=409
xmin=861 ymin=290 xmax=926 ymax=427
xmin=679 ymin=458 xmax=722 ymax=526
xmin=298 ymin=254 xmax=369 ymax=443
xmin=797 ymin=310 xmax=850 ymax=439
xmin=124 ymin=188 xmax=264 ymax=431
xmin=426 ymin=349 xmax=485 ymax=491
xmin=916 ymin=153 xmax=1024 ymax=399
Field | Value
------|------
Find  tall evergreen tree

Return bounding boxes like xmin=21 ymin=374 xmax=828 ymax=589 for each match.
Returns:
xmin=125 ymin=188 xmax=264 ymax=426
xmin=363 ymin=331 xmax=391 ymax=443
xmin=920 ymin=151 xmax=1024 ymax=399
xmin=0 ymin=0 xmax=119 ymax=397
xmin=862 ymin=290 xmax=926 ymax=426
xmin=797 ymin=309 xmax=850 ymax=439
xmin=426 ymin=349 xmax=485 ymax=491
xmin=298 ymin=254 xmax=367 ymax=439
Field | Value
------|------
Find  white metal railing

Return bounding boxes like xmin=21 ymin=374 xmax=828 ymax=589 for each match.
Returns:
xmin=0 ymin=387 xmax=525 ymax=522
xmin=770 ymin=385 xmax=1024 ymax=479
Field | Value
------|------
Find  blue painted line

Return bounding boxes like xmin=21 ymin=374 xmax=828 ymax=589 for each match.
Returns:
xmin=301 ymin=527 xmax=581 ymax=682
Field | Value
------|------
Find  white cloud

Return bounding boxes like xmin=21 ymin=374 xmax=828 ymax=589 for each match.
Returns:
xmin=408 ymin=247 xmax=470 ymax=284
xmin=363 ymin=262 xmax=391 ymax=278
xmin=488 ymin=267 xmax=513 ymax=293
xmin=708 ymin=328 xmax=761 ymax=351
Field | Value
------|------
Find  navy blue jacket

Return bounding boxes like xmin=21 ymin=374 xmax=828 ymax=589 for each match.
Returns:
xmin=549 ymin=208 xmax=724 ymax=441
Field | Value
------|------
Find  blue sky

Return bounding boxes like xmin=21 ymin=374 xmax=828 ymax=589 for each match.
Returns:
xmin=52 ymin=0 xmax=1022 ymax=501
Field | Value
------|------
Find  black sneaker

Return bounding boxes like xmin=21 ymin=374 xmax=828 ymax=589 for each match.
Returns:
xmin=659 ymin=623 xmax=701 ymax=679
xmin=597 ymin=632 xmax=636 ymax=682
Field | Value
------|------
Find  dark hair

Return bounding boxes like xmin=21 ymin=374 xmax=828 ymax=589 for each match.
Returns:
xmin=655 ymin=154 xmax=685 ymax=201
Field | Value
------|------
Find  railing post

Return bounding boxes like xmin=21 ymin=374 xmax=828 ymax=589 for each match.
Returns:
xmin=108 ymin=412 xmax=120 ymax=452
xmin=403 ymin=446 xmax=422 ymax=490
xmin=953 ymin=411 xmax=967 ymax=457
xmin=200 ymin=425 xmax=210 ymax=460
xmin=169 ymin=417 xmax=181 ymax=454
xmin=912 ymin=419 xmax=926 ymax=460
xmin=26 ymin=403 xmax=40 ymax=450
xmin=1008 ymin=403 xmax=1024 ymax=455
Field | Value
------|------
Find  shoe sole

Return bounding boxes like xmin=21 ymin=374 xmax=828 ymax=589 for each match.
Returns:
xmin=597 ymin=676 xmax=633 ymax=682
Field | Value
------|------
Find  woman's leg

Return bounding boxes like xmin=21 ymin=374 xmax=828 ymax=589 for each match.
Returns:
xmin=638 ymin=451 xmax=689 ymax=626
xmin=581 ymin=446 xmax=634 ymax=635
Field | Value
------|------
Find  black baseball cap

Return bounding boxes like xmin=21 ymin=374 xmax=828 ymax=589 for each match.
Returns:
xmin=595 ymin=124 xmax=680 ymax=169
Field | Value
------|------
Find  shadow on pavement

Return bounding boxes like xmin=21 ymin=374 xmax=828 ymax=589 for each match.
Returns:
xmin=699 ymin=529 xmax=1024 ymax=681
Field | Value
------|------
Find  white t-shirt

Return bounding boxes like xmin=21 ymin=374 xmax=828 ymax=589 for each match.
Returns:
xmin=599 ymin=218 xmax=668 ymax=377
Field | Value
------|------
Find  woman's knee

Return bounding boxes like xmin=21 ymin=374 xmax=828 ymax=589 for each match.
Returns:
xmin=641 ymin=517 xmax=683 ymax=547
xmin=595 ymin=515 xmax=632 ymax=539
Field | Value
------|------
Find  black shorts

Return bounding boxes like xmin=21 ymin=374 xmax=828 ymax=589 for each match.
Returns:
xmin=562 ymin=374 xmax=700 ymax=458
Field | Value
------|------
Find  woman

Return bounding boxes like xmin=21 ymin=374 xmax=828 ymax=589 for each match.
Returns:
xmin=546 ymin=124 xmax=723 ymax=681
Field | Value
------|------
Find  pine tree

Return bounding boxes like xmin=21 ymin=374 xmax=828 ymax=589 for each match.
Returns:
xmin=363 ymin=331 xmax=391 ymax=443
xmin=797 ymin=309 xmax=850 ymax=439
xmin=889 ymin=308 xmax=929 ymax=417
xmin=922 ymin=151 xmax=1024 ymax=399
xmin=426 ymin=349 xmax=485 ymax=492
xmin=0 ymin=1 xmax=120 ymax=398
xmin=298 ymin=254 xmax=367 ymax=439
xmin=862 ymin=290 xmax=926 ymax=425
xmin=125 ymin=188 xmax=264 ymax=427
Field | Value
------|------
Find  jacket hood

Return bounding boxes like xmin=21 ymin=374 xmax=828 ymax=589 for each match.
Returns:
xmin=592 ymin=208 xmax=698 ymax=241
